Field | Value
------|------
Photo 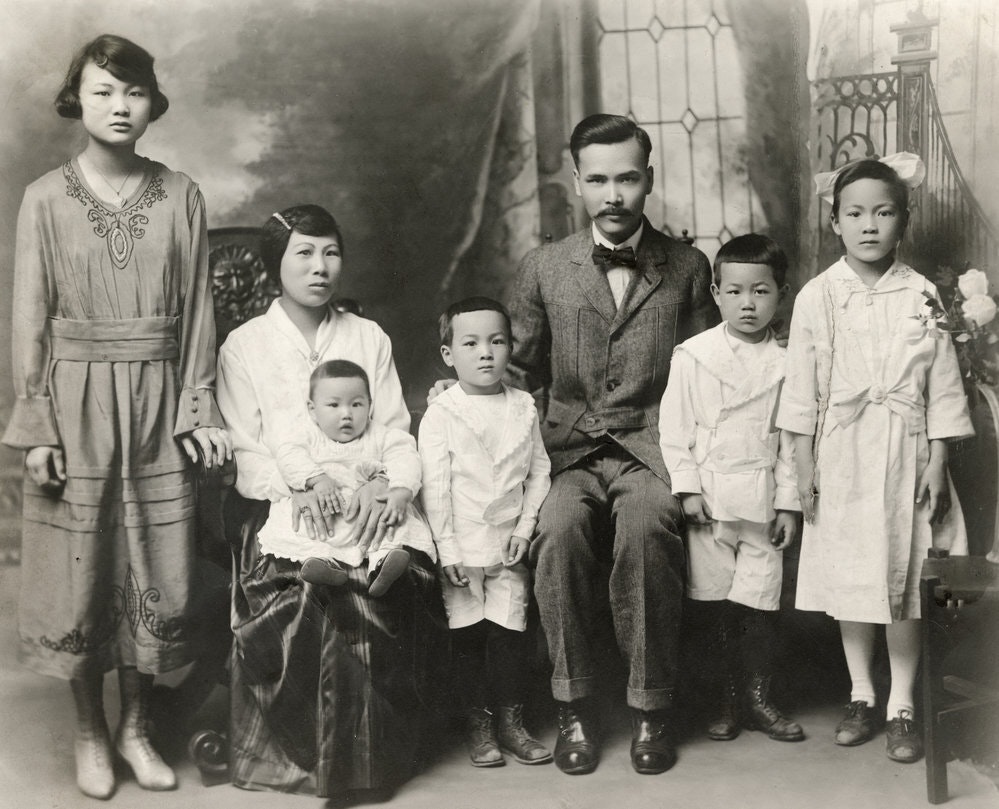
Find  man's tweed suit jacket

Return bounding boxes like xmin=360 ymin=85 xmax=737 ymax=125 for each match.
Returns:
xmin=507 ymin=219 xmax=718 ymax=483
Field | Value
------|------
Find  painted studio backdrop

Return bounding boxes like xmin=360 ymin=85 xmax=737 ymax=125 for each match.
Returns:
xmin=1 ymin=0 xmax=998 ymax=553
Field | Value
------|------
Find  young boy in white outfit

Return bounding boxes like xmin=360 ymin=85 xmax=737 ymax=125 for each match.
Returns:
xmin=658 ymin=234 xmax=805 ymax=743
xmin=257 ymin=359 xmax=437 ymax=597
xmin=419 ymin=297 xmax=553 ymax=769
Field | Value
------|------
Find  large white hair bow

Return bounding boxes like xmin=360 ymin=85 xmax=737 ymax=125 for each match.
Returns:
xmin=813 ymin=152 xmax=926 ymax=205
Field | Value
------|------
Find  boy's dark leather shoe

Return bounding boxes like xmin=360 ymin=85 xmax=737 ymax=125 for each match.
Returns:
xmin=885 ymin=710 xmax=923 ymax=763
xmin=497 ymin=705 xmax=552 ymax=764
xmin=630 ymin=708 xmax=676 ymax=774
xmin=554 ymin=702 xmax=598 ymax=775
xmin=466 ymin=708 xmax=504 ymax=768
xmin=835 ymin=700 xmax=880 ymax=746
xmin=744 ymin=674 xmax=805 ymax=742
xmin=707 ymin=676 xmax=741 ymax=741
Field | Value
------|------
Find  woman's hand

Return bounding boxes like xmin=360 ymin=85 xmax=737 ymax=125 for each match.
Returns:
xmin=291 ymin=488 xmax=336 ymax=539
xmin=916 ymin=440 xmax=951 ymax=525
xmin=501 ymin=535 xmax=530 ymax=566
xmin=180 ymin=426 xmax=232 ymax=469
xmin=345 ymin=477 xmax=390 ymax=556
xmin=24 ymin=446 xmax=66 ymax=492
xmin=770 ymin=510 xmax=799 ymax=551
xmin=680 ymin=493 xmax=712 ymax=525
xmin=382 ymin=487 xmax=412 ymax=527
xmin=443 ymin=563 xmax=470 ymax=587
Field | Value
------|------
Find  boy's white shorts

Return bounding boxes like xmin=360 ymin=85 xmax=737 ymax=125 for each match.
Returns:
xmin=442 ymin=562 xmax=530 ymax=631
xmin=686 ymin=519 xmax=783 ymax=611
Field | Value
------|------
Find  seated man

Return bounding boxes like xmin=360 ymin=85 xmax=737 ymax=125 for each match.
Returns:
xmin=507 ymin=114 xmax=717 ymax=775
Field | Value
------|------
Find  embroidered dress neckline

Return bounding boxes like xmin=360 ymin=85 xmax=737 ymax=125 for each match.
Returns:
xmin=70 ymin=156 xmax=153 ymax=212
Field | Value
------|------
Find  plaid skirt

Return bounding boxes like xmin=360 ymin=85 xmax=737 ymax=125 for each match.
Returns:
xmin=229 ymin=524 xmax=448 ymax=797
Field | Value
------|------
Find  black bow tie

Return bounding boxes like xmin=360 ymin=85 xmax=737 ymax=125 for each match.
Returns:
xmin=592 ymin=243 xmax=637 ymax=268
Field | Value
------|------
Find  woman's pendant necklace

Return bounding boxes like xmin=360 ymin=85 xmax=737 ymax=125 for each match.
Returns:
xmin=83 ymin=154 xmax=134 ymax=208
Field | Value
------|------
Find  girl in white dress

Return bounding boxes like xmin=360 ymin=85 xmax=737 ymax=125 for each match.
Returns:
xmin=777 ymin=154 xmax=973 ymax=764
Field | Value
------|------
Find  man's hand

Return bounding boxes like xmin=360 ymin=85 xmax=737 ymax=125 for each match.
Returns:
xmin=180 ymin=426 xmax=232 ymax=469
xmin=24 ymin=446 xmax=66 ymax=492
xmin=771 ymin=510 xmax=799 ymax=550
xmin=680 ymin=493 xmax=712 ymax=525
xmin=443 ymin=563 xmax=470 ymax=587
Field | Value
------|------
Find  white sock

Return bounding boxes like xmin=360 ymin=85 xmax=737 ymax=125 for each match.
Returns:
xmin=885 ymin=619 xmax=920 ymax=717
xmin=840 ymin=621 xmax=877 ymax=706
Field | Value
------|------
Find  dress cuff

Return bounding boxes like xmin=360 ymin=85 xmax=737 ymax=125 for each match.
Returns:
xmin=775 ymin=405 xmax=817 ymax=436
xmin=174 ymin=387 xmax=224 ymax=436
xmin=436 ymin=538 xmax=462 ymax=568
xmin=668 ymin=470 xmax=702 ymax=495
xmin=2 ymin=396 xmax=61 ymax=449
xmin=775 ymin=485 xmax=800 ymax=512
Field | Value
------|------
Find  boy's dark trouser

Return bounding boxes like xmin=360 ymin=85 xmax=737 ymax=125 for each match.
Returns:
xmin=452 ymin=620 xmax=531 ymax=710
xmin=529 ymin=447 xmax=685 ymax=711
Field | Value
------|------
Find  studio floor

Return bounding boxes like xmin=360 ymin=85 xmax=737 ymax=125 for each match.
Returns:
xmin=0 ymin=562 xmax=996 ymax=809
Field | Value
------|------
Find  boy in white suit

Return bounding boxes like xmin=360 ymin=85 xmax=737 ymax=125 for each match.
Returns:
xmin=658 ymin=234 xmax=804 ymax=743
xmin=419 ymin=297 xmax=552 ymax=769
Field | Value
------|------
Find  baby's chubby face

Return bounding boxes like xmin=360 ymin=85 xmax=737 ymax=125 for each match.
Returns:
xmin=308 ymin=375 xmax=371 ymax=443
xmin=711 ymin=262 xmax=786 ymax=344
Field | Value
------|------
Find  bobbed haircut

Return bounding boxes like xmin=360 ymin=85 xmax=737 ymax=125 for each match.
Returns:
xmin=569 ymin=114 xmax=652 ymax=168
xmin=55 ymin=34 xmax=169 ymax=121
xmin=260 ymin=204 xmax=344 ymax=287
xmin=438 ymin=296 xmax=512 ymax=347
xmin=713 ymin=233 xmax=789 ymax=287
xmin=831 ymin=158 xmax=910 ymax=219
xmin=309 ymin=359 xmax=370 ymax=399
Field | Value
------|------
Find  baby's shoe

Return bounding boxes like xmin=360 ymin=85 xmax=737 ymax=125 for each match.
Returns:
xmin=885 ymin=709 xmax=923 ymax=763
xmin=75 ymin=727 xmax=116 ymax=800
xmin=467 ymin=707 xmax=504 ymax=767
xmin=834 ymin=700 xmax=880 ymax=746
xmin=367 ymin=548 xmax=411 ymax=598
xmin=496 ymin=704 xmax=552 ymax=764
xmin=300 ymin=557 xmax=348 ymax=587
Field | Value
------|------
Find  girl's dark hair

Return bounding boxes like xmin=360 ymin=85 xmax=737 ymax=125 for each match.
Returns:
xmin=438 ymin=296 xmax=512 ymax=347
xmin=260 ymin=204 xmax=344 ymax=287
xmin=55 ymin=34 xmax=169 ymax=121
xmin=309 ymin=359 xmax=369 ymax=399
xmin=831 ymin=159 xmax=910 ymax=219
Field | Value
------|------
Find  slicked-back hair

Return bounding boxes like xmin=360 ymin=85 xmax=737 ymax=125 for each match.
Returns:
xmin=260 ymin=204 xmax=343 ymax=288
xmin=831 ymin=159 xmax=910 ymax=220
xmin=438 ymin=296 xmax=512 ymax=347
xmin=713 ymin=233 xmax=789 ymax=287
xmin=569 ymin=114 xmax=652 ymax=167
xmin=309 ymin=359 xmax=370 ymax=399
xmin=55 ymin=34 xmax=169 ymax=121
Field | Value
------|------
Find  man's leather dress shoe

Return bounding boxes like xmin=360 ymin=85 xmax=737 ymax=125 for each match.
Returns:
xmin=630 ymin=708 xmax=676 ymax=774
xmin=553 ymin=702 xmax=598 ymax=775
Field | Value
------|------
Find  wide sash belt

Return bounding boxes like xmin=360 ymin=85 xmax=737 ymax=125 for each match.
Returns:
xmin=49 ymin=316 xmax=180 ymax=362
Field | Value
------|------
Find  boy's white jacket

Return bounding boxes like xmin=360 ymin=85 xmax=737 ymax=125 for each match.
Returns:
xmin=658 ymin=322 xmax=799 ymax=522
xmin=418 ymin=383 xmax=551 ymax=568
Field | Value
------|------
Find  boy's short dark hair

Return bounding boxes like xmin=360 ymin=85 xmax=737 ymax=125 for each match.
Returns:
xmin=56 ymin=34 xmax=169 ymax=121
xmin=438 ymin=297 xmax=512 ymax=347
xmin=712 ymin=233 xmax=788 ymax=287
xmin=260 ymin=204 xmax=344 ymax=288
xmin=569 ymin=114 xmax=652 ymax=168
xmin=309 ymin=359 xmax=370 ymax=399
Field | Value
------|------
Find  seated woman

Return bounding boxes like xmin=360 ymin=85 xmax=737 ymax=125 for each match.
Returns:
xmin=216 ymin=204 xmax=447 ymax=802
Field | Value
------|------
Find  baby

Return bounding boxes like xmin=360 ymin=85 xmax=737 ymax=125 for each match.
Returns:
xmin=257 ymin=359 xmax=436 ymax=596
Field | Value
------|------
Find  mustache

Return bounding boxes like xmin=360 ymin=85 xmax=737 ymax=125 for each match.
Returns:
xmin=597 ymin=207 xmax=633 ymax=218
